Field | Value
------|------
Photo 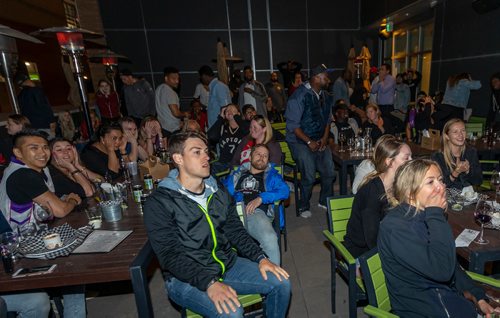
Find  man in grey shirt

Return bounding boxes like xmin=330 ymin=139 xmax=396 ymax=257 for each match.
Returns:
xmin=120 ymin=69 xmax=156 ymax=127
xmin=156 ymin=67 xmax=190 ymax=136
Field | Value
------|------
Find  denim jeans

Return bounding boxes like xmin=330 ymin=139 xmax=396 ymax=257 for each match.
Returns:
xmin=62 ymin=285 xmax=86 ymax=318
xmin=246 ymin=208 xmax=280 ymax=265
xmin=289 ymin=142 xmax=335 ymax=211
xmin=166 ymin=257 xmax=291 ymax=318
xmin=1 ymin=292 xmax=50 ymax=318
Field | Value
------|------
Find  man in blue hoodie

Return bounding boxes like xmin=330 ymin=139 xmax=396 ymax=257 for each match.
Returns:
xmin=144 ymin=132 xmax=291 ymax=317
xmin=223 ymin=144 xmax=289 ymax=265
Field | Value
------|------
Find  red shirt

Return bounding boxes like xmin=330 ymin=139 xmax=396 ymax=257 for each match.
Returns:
xmin=95 ymin=91 xmax=121 ymax=119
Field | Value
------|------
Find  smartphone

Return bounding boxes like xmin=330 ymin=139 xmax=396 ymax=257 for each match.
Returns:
xmin=12 ymin=264 xmax=57 ymax=278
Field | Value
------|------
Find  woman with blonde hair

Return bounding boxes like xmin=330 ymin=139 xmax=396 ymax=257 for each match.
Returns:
xmin=431 ymin=118 xmax=482 ymax=189
xmin=231 ymin=114 xmax=281 ymax=166
xmin=343 ymin=135 xmax=412 ymax=257
xmin=362 ymin=104 xmax=394 ymax=144
xmin=58 ymin=110 xmax=76 ymax=141
xmin=378 ymin=159 xmax=499 ymax=317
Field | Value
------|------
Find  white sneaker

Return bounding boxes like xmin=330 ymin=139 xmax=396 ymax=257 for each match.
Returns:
xmin=300 ymin=210 xmax=312 ymax=218
xmin=317 ymin=203 xmax=327 ymax=210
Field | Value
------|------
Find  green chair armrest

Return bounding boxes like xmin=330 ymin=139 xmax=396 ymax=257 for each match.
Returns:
xmin=364 ymin=305 xmax=399 ymax=318
xmin=323 ymin=230 xmax=356 ymax=265
xmin=466 ymin=271 xmax=500 ymax=288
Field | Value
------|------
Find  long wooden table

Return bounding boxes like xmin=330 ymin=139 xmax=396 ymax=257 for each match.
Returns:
xmin=447 ymin=197 xmax=500 ymax=274
xmin=331 ymin=142 xmax=434 ymax=195
xmin=0 ymin=189 xmax=157 ymax=317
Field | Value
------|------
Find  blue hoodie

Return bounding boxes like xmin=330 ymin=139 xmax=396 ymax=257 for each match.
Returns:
xmin=222 ymin=162 xmax=289 ymax=224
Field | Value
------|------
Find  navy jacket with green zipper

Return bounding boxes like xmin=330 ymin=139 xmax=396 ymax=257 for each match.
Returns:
xmin=144 ymin=169 xmax=266 ymax=291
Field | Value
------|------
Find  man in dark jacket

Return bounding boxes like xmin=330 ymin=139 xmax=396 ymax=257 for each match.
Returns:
xmin=223 ymin=144 xmax=289 ymax=265
xmin=144 ymin=131 xmax=290 ymax=317
xmin=285 ymin=64 xmax=335 ymax=218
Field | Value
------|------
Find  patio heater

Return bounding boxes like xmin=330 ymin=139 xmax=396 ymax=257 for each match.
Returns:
xmin=0 ymin=25 xmax=43 ymax=114
xmin=31 ymin=27 xmax=102 ymax=137
xmin=89 ymin=49 xmax=130 ymax=91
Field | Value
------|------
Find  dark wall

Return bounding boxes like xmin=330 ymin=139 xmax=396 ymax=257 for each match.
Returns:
xmin=430 ymin=0 xmax=500 ymax=116
xmin=98 ymin=0 xmax=376 ymax=105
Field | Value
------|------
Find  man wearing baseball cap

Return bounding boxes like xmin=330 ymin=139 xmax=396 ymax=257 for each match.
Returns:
xmin=285 ymin=64 xmax=335 ymax=218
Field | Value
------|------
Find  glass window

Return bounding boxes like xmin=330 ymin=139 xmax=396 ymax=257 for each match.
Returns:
xmin=393 ymin=31 xmax=406 ymax=59
xmin=409 ymin=28 xmax=419 ymax=53
xmin=422 ymin=23 xmax=434 ymax=51
xmin=384 ymin=39 xmax=393 ymax=59
xmin=421 ymin=52 xmax=432 ymax=94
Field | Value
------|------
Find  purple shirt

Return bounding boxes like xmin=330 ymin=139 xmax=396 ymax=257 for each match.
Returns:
xmin=371 ymin=74 xmax=396 ymax=105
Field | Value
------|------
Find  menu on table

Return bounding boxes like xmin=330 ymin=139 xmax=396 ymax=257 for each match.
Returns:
xmin=72 ymin=230 xmax=133 ymax=253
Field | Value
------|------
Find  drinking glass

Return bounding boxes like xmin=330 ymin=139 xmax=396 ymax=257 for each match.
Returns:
xmin=34 ymin=205 xmax=53 ymax=232
xmin=347 ymin=137 xmax=355 ymax=152
xmin=474 ymin=197 xmax=493 ymax=244
xmin=491 ymin=171 xmax=500 ymax=204
xmin=338 ymin=132 xmax=346 ymax=152
xmin=1 ymin=232 xmax=20 ymax=261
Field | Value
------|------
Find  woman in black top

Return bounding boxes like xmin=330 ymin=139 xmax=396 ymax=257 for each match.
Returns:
xmin=343 ymin=136 xmax=412 ymax=258
xmin=431 ymin=118 xmax=482 ymax=190
xmin=81 ymin=123 xmax=128 ymax=180
xmin=362 ymin=104 xmax=394 ymax=144
xmin=49 ymin=138 xmax=102 ymax=198
xmin=378 ymin=159 xmax=498 ymax=317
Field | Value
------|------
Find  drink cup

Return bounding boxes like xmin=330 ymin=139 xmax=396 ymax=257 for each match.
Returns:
xmin=126 ymin=161 xmax=138 ymax=176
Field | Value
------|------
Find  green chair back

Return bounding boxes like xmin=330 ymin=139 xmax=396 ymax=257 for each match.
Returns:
xmin=271 ymin=122 xmax=287 ymax=136
xmin=326 ymin=196 xmax=354 ymax=242
xmin=358 ymin=249 xmax=392 ymax=313
xmin=278 ymin=141 xmax=296 ymax=166
xmin=323 ymin=195 xmax=363 ymax=317
xmin=468 ymin=116 xmax=487 ymax=127
xmin=479 ymin=160 xmax=498 ymax=189
xmin=465 ymin=122 xmax=483 ymax=137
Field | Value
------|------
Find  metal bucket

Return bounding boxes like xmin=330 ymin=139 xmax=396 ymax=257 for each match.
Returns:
xmin=100 ymin=200 xmax=122 ymax=222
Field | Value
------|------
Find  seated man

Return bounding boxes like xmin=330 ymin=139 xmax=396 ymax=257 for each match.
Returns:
xmin=223 ymin=144 xmax=289 ymax=265
xmin=330 ymin=102 xmax=358 ymax=144
xmin=0 ymin=130 xmax=82 ymax=231
xmin=144 ymin=132 xmax=291 ymax=318
xmin=0 ymin=131 xmax=86 ymax=317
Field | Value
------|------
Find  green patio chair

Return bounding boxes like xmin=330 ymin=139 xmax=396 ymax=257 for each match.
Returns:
xmin=479 ymin=159 xmax=498 ymax=189
xmin=322 ymin=195 xmax=365 ymax=318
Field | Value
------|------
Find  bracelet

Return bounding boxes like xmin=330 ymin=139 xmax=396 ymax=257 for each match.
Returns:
xmin=71 ymin=169 xmax=82 ymax=176
xmin=206 ymin=278 xmax=218 ymax=290
xmin=121 ymin=152 xmax=128 ymax=156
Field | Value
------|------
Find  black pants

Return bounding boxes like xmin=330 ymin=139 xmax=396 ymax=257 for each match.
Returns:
xmin=433 ymin=103 xmax=463 ymax=132
xmin=378 ymin=104 xmax=394 ymax=117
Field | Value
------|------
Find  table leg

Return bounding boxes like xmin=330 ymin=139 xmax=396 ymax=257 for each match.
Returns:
xmin=340 ymin=163 xmax=348 ymax=195
xmin=470 ymin=251 xmax=486 ymax=274
xmin=130 ymin=241 xmax=155 ymax=318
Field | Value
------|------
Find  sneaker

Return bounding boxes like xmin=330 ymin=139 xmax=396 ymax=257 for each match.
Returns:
xmin=286 ymin=181 xmax=295 ymax=192
xmin=300 ymin=210 xmax=312 ymax=218
xmin=317 ymin=203 xmax=327 ymax=210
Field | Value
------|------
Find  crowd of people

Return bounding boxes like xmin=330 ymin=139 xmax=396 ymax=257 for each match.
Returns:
xmin=0 ymin=58 xmax=499 ymax=317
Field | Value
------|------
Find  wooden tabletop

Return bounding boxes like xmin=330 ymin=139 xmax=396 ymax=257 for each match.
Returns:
xmin=447 ymin=195 xmax=500 ymax=273
xmin=330 ymin=141 xmax=434 ymax=162
xmin=0 ymin=192 xmax=150 ymax=292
